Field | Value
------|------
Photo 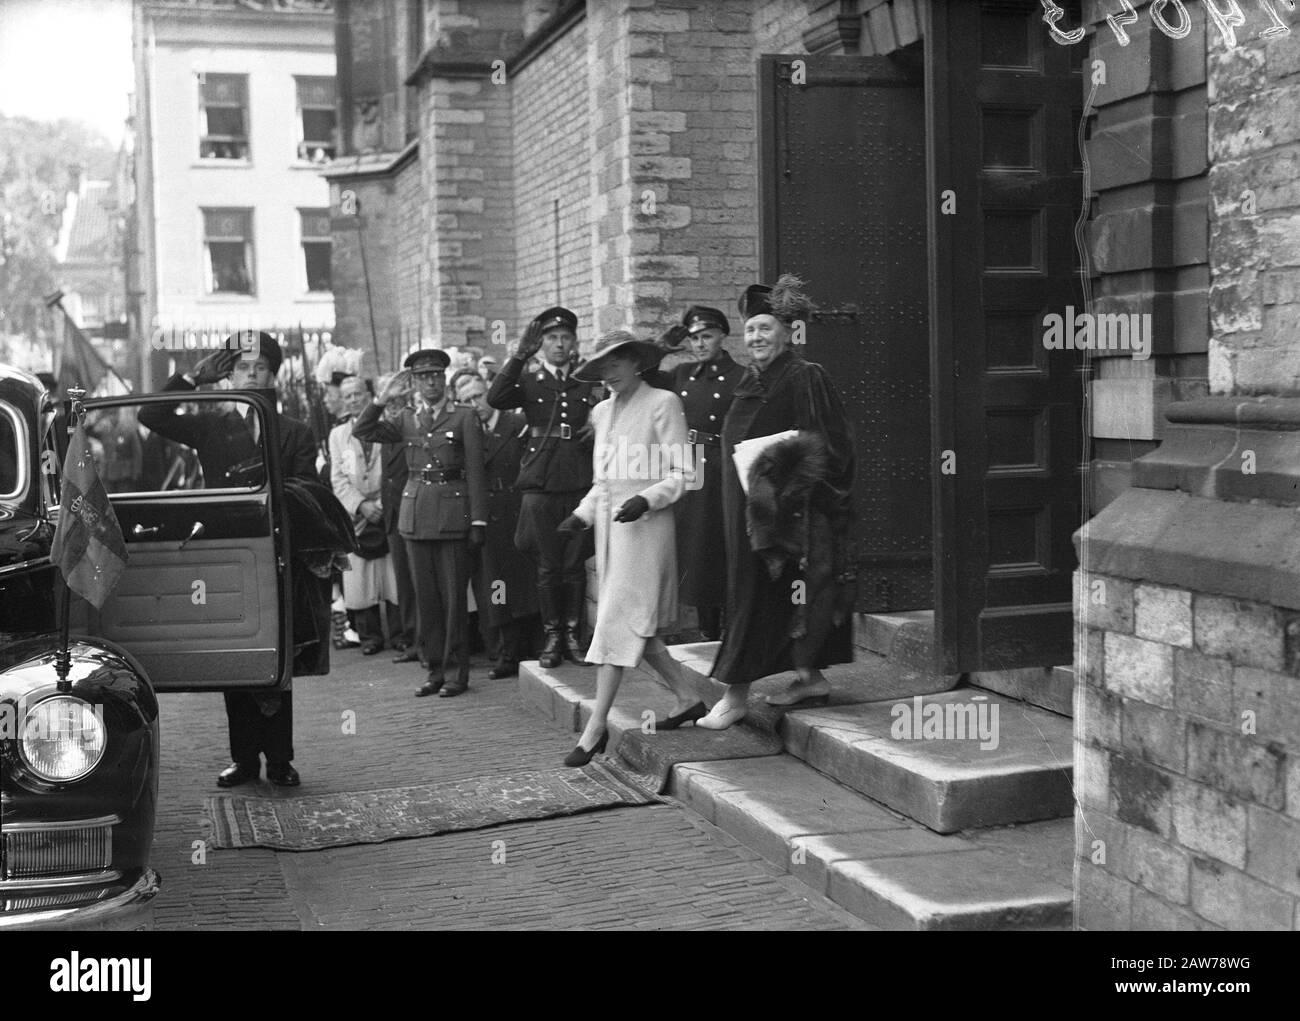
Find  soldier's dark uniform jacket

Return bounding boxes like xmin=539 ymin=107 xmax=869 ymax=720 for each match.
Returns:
xmin=350 ymin=399 xmax=487 ymax=539
xmin=486 ymin=358 xmax=601 ymax=494
xmin=477 ymin=408 xmax=540 ymax=625
xmin=649 ymin=350 xmax=740 ymax=609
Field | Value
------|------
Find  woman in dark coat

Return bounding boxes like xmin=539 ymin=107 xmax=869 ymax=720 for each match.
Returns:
xmin=698 ymin=276 xmax=857 ymax=729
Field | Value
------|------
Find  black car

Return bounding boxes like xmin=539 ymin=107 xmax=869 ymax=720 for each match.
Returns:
xmin=1 ymin=364 xmax=296 ymax=929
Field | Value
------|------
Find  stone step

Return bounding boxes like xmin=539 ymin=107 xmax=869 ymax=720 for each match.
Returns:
xmin=675 ymin=757 xmax=1074 ymax=931
xmin=517 ymin=658 xmax=1074 ymax=930
xmin=968 ymin=664 xmax=1075 ymax=718
xmin=783 ymin=692 xmax=1075 ymax=833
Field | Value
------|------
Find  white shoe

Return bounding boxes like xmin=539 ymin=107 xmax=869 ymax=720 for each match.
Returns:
xmin=342 ymin=627 xmax=361 ymax=645
xmin=696 ymin=699 xmax=746 ymax=730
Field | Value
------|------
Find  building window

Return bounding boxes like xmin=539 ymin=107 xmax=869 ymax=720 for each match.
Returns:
xmin=296 ymin=77 xmax=336 ymax=163
xmin=299 ymin=208 xmax=331 ymax=293
xmin=202 ymin=208 xmax=253 ymax=295
xmin=199 ymin=74 xmax=250 ymax=160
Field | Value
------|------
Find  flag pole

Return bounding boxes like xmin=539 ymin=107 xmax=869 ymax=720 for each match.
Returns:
xmin=54 ymin=386 xmax=87 ymax=692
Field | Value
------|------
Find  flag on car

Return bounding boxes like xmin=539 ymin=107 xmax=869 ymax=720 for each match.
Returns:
xmin=51 ymin=414 xmax=128 ymax=609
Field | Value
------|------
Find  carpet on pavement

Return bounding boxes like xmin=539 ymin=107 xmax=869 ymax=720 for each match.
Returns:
xmin=204 ymin=762 xmax=656 ymax=851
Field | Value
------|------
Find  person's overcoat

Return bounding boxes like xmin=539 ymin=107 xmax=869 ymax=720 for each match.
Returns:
xmin=573 ymin=383 xmax=689 ymax=666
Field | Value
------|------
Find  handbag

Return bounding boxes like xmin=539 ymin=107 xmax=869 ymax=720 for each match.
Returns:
xmin=354 ymin=514 xmax=389 ymax=560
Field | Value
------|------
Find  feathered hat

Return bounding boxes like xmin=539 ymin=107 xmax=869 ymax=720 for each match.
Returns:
xmin=738 ymin=274 xmax=816 ymax=326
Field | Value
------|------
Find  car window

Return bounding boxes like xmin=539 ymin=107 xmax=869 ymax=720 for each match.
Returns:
xmin=86 ymin=396 xmax=267 ymax=495
xmin=0 ymin=401 xmax=27 ymax=504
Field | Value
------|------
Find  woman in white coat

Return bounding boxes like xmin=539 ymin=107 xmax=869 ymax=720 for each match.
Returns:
xmin=557 ymin=331 xmax=705 ymax=766
xmin=330 ymin=376 xmax=401 ymax=654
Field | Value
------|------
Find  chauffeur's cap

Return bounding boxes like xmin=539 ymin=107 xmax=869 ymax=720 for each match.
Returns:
xmin=533 ymin=306 xmax=578 ymax=334
xmin=227 ymin=331 xmax=283 ymax=374
xmin=682 ymin=305 xmax=730 ymax=336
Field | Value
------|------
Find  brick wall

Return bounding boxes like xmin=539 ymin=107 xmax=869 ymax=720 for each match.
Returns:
xmin=1205 ymin=2 xmax=1300 ymax=393
xmin=512 ymin=18 xmax=592 ymax=338
xmin=395 ymin=155 xmax=423 ymax=349
xmin=1073 ymin=571 xmax=1300 ymax=930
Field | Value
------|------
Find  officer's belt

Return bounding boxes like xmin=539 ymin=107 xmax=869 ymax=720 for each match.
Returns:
xmin=417 ymin=467 xmax=464 ymax=484
xmin=687 ymin=429 xmax=722 ymax=446
xmin=530 ymin=424 xmax=576 ymax=440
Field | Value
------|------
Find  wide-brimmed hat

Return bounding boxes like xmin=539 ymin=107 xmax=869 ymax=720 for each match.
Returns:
xmin=572 ymin=330 xmax=665 ymax=382
xmin=404 ymin=348 xmax=451 ymax=372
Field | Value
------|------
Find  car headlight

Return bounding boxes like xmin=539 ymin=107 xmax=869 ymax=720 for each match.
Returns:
xmin=19 ymin=696 xmax=107 ymax=782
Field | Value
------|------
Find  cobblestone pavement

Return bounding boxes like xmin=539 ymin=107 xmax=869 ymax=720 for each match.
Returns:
xmin=150 ymin=647 xmax=871 ymax=930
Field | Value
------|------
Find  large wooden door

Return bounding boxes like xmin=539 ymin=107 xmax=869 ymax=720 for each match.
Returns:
xmin=927 ymin=0 xmax=1087 ymax=672
xmin=759 ymin=53 xmax=932 ymax=612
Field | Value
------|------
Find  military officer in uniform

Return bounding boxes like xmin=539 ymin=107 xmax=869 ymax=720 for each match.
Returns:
xmin=651 ymin=306 xmax=741 ymax=640
xmin=353 ymin=349 xmax=488 ymax=697
xmin=487 ymin=307 xmax=599 ymax=668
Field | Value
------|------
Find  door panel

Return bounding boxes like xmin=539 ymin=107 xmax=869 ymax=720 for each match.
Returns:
xmin=760 ymin=53 xmax=932 ymax=612
xmin=75 ymin=391 xmax=291 ymax=690
xmin=928 ymin=0 xmax=1087 ymax=672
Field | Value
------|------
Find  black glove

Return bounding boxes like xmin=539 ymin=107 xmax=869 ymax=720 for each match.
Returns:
xmin=514 ymin=318 xmax=544 ymax=360
xmin=469 ymin=525 xmax=486 ymax=547
xmin=556 ymin=514 xmax=588 ymax=534
xmin=614 ymin=496 xmax=649 ymax=522
xmin=658 ymin=324 xmax=690 ymax=352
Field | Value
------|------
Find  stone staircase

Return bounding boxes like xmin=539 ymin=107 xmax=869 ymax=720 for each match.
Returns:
xmin=519 ymin=611 xmax=1077 ymax=930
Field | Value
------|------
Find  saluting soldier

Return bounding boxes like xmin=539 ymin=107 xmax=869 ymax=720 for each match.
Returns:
xmin=652 ymin=306 xmax=741 ymax=640
xmin=487 ymin=307 xmax=600 ymax=668
xmin=353 ymin=349 xmax=487 ymax=698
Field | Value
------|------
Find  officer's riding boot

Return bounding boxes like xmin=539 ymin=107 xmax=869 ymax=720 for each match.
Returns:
xmin=538 ymin=585 xmax=564 ymax=669
xmin=561 ymin=580 xmax=588 ymax=665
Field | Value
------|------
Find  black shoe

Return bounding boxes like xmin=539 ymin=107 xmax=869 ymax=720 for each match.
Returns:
xmin=392 ymin=649 xmax=421 ymax=664
xmin=416 ymin=676 xmax=445 ymax=697
xmin=539 ymin=624 xmax=564 ymax=669
xmin=563 ymin=730 xmax=608 ymax=767
xmin=361 ymin=640 xmax=384 ymax=656
xmin=266 ymin=763 xmax=300 ymax=787
xmin=488 ymin=661 xmax=518 ymax=679
xmin=562 ymin=619 xmax=587 ymax=665
xmin=438 ymin=681 xmax=469 ymax=698
xmin=391 ymin=639 xmax=409 ymax=653
xmin=217 ymin=761 xmax=260 ymax=787
xmin=656 ymin=701 xmax=707 ymax=731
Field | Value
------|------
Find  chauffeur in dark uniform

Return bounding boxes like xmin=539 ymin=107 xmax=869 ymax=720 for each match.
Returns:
xmin=352 ymin=349 xmax=488 ymax=697
xmin=138 ymin=332 xmax=317 ymax=788
xmin=487 ymin=307 xmax=599 ymax=668
xmin=652 ymin=306 xmax=740 ymax=640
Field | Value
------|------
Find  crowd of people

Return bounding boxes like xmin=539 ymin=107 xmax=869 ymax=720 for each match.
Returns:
xmin=154 ymin=274 xmax=857 ymax=782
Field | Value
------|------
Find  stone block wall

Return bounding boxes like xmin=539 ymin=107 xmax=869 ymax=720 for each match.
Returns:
xmin=1082 ymin=1 xmax=1211 ymax=510
xmin=1074 ymin=571 xmax=1300 ymax=930
xmin=1206 ymin=1 xmax=1300 ymax=392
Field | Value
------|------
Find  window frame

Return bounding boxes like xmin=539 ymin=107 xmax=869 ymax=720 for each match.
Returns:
xmin=294 ymin=75 xmax=337 ymax=165
xmin=200 ymin=207 xmax=256 ymax=297
xmin=297 ymin=207 xmax=333 ymax=295
xmin=197 ymin=72 xmax=251 ymax=163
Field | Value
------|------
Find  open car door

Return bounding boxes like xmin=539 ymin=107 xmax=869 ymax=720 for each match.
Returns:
xmin=69 ymin=390 xmax=292 ymax=691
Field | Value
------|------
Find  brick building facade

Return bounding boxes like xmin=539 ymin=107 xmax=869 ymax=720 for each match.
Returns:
xmin=329 ymin=1 xmax=1299 ymax=930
